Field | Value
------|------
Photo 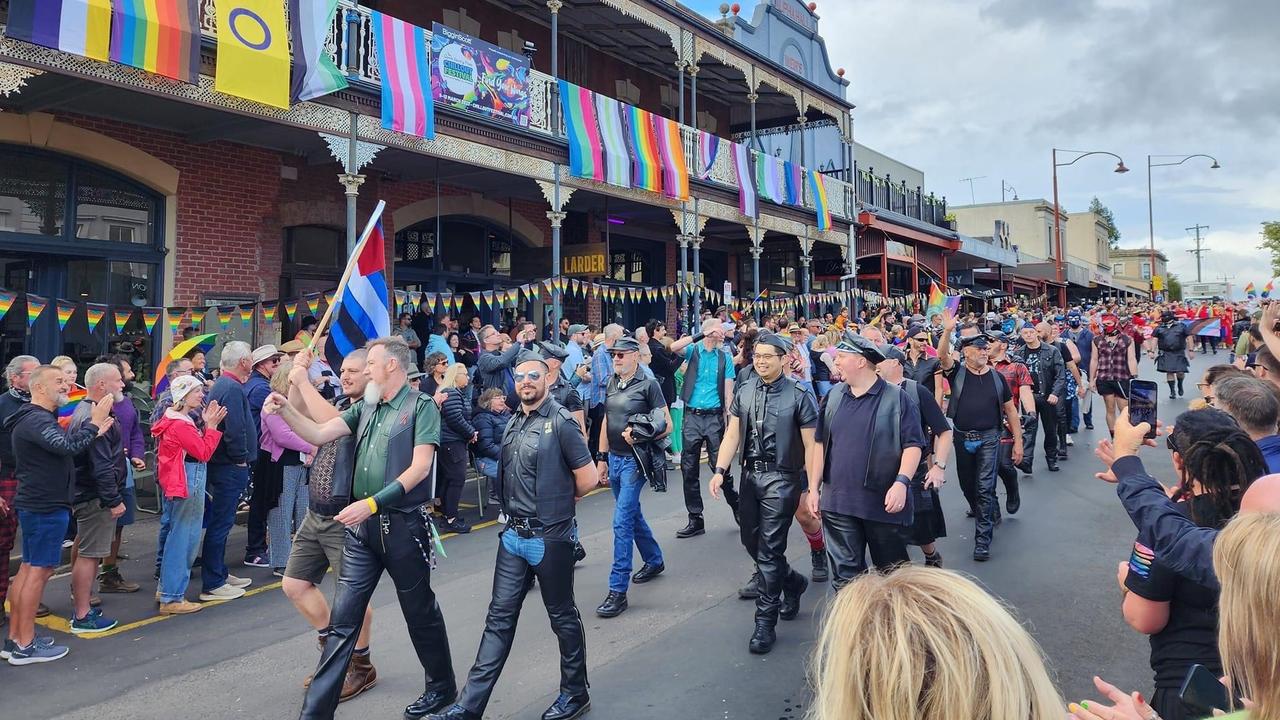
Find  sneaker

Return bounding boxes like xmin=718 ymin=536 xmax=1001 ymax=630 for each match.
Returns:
xmin=1 ymin=636 xmax=54 ymax=660
xmin=159 ymin=600 xmax=204 ymax=615
xmin=226 ymin=574 xmax=253 ymax=589
xmin=199 ymin=584 xmax=246 ymax=602
xmin=1065 ymin=435 xmax=1074 ymax=446
xmin=442 ymin=518 xmax=471 ymax=534
xmin=6 ymin=640 xmax=69 ymax=665
xmin=272 ymin=568 xmax=285 ymax=578
xmin=61 ymin=539 xmax=74 ymax=549
xmin=71 ymin=608 xmax=118 ymax=634
xmin=244 ymin=554 xmax=270 ymax=568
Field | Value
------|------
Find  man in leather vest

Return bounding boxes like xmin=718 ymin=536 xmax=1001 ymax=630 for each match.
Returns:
xmin=1011 ymin=322 xmax=1066 ymax=472
xmin=668 ymin=318 xmax=738 ymax=539
xmin=534 ymin=340 xmax=589 ymax=563
xmin=429 ymin=353 xmax=599 ymax=720
xmin=710 ymin=332 xmax=818 ymax=654
xmin=264 ymin=337 xmax=456 ymax=720
xmin=279 ymin=348 xmax=377 ymax=703
xmin=806 ymin=333 xmax=925 ymax=588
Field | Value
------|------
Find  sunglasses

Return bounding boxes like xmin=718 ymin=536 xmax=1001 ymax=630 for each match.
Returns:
xmin=513 ymin=370 xmax=544 ymax=382
xmin=609 ymin=351 xmax=634 ymax=359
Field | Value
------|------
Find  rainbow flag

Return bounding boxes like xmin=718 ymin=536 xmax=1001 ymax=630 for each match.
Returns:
xmin=216 ymin=307 xmax=231 ymax=330
xmin=85 ymin=303 xmax=107 ymax=333
xmin=26 ymin=294 xmax=48 ymax=328
xmin=110 ymin=0 xmax=201 ymax=84
xmin=0 ymin=291 xmax=14 ymax=323
xmin=652 ymin=115 xmax=688 ymax=200
xmin=1264 ymin=280 xmax=1275 ymax=299
xmin=626 ymin=106 xmax=662 ymax=193
xmin=371 ymin=10 xmax=435 ymax=139
xmin=697 ymin=130 xmax=721 ymax=180
xmin=141 ymin=307 xmax=161 ymax=334
xmin=925 ymin=282 xmax=947 ymax=319
xmin=113 ymin=307 xmax=132 ymax=334
xmin=305 ymin=295 xmax=321 ymax=316
xmin=559 ymin=80 xmax=603 ymax=181
xmin=167 ymin=307 xmax=186 ymax=336
xmin=808 ymin=168 xmax=831 ymax=231
xmin=783 ymin=161 xmax=802 ymax=205
xmin=754 ymin=151 xmax=785 ymax=204
xmin=284 ymin=300 xmax=298 ymax=322
xmin=7 ymin=0 xmax=112 ymax=63
xmin=732 ymin=142 xmax=758 ymax=218
xmin=55 ymin=300 xmax=77 ymax=331
xmin=594 ymin=94 xmax=631 ymax=188
xmin=1246 ymin=282 xmax=1256 ymax=297
xmin=58 ymin=385 xmax=87 ymax=429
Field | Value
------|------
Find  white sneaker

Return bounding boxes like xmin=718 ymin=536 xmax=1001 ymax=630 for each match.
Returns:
xmin=199 ymin=584 xmax=246 ymax=602
xmin=1065 ymin=435 xmax=1074 ymax=446
xmin=225 ymin=574 xmax=252 ymax=589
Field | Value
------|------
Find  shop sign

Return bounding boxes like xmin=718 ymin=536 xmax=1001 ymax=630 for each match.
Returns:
xmin=947 ymin=269 xmax=974 ymax=287
xmin=431 ymin=23 xmax=531 ymax=128
xmin=562 ymin=244 xmax=608 ymax=276
xmin=770 ymin=0 xmax=819 ymax=32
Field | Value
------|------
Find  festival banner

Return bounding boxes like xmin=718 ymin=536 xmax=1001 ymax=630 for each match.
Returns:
xmin=559 ymin=80 xmax=603 ymax=182
xmin=594 ymin=94 xmax=631 ymax=188
xmin=625 ymin=105 xmax=662 ymax=193
xmin=56 ymin=300 xmax=77 ymax=331
xmin=110 ymin=0 xmax=201 ymax=84
xmin=25 ymin=294 xmax=48 ymax=328
xmin=215 ymin=0 xmax=290 ymax=109
xmin=113 ymin=307 xmax=133 ymax=334
xmin=430 ymin=23 xmax=530 ymax=127
xmin=7 ymin=0 xmax=112 ymax=63
xmin=371 ymin=10 xmax=436 ymax=139
xmin=653 ymin=114 xmax=689 ymax=200
xmin=141 ymin=307 xmax=162 ymax=334
xmin=289 ymin=0 xmax=348 ymax=103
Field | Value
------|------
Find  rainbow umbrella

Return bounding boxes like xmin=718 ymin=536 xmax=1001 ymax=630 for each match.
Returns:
xmin=153 ymin=333 xmax=220 ymax=399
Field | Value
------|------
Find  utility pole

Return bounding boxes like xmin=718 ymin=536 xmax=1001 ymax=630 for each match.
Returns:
xmin=959 ymin=175 xmax=986 ymax=204
xmin=1186 ymin=223 xmax=1210 ymax=282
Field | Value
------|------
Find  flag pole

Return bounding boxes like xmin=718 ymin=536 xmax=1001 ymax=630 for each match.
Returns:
xmin=309 ymin=199 xmax=387 ymax=352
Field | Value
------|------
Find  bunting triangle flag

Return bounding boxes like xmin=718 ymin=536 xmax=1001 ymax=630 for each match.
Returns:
xmin=0 ymin=290 xmax=14 ymax=323
xmin=469 ymin=292 xmax=481 ymax=307
xmin=190 ymin=308 xmax=207 ymax=326
xmin=25 ymin=294 xmax=47 ymax=328
xmin=410 ymin=291 xmax=422 ymax=308
xmin=216 ymin=307 xmax=232 ymax=330
xmin=167 ymin=308 xmax=186 ymax=336
xmin=56 ymin=300 xmax=77 ymax=331
xmin=394 ymin=289 xmax=407 ymax=309
xmin=267 ymin=302 xmax=282 ymax=324
xmin=113 ymin=307 xmax=132 ymax=334
xmin=283 ymin=301 xmax=298 ymax=322
xmin=237 ymin=304 xmax=253 ymax=327
xmin=305 ymin=295 xmax=321 ymax=316
xmin=141 ymin=307 xmax=162 ymax=334
xmin=323 ymin=291 xmax=336 ymax=308
xmin=85 ymin=303 xmax=107 ymax=333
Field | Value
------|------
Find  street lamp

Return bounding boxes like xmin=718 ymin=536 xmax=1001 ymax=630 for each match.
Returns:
xmin=1052 ymin=149 xmax=1129 ymax=307
xmin=1147 ymin=154 xmax=1220 ymax=299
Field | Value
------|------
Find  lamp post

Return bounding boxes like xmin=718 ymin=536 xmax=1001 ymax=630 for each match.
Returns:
xmin=1052 ymin=149 xmax=1128 ymax=307
xmin=1147 ymin=154 xmax=1220 ymax=299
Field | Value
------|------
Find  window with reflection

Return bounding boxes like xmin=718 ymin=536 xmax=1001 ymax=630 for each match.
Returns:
xmin=610 ymin=251 xmax=644 ymax=283
xmin=0 ymin=153 xmax=67 ymax=236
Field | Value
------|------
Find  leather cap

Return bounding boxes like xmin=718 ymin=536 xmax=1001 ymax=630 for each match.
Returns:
xmin=878 ymin=343 xmax=907 ymax=363
xmin=756 ymin=331 xmax=793 ymax=354
xmin=534 ymin=340 xmax=570 ymax=361
xmin=612 ymin=337 xmax=641 ymax=353
xmin=834 ymin=333 xmax=886 ymax=363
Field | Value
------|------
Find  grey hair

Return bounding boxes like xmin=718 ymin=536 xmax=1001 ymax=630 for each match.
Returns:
xmin=1215 ymin=376 xmax=1280 ymax=436
xmin=220 ymin=341 xmax=252 ymax=370
xmin=701 ymin=317 xmax=721 ymax=333
xmin=603 ymin=323 xmax=624 ymax=341
xmin=5 ymin=355 xmax=38 ymax=381
xmin=368 ymin=336 xmax=415 ymax=374
xmin=84 ymin=362 xmax=120 ymax=388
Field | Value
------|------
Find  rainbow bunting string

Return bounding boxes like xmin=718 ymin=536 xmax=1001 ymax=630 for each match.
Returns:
xmin=216 ymin=307 xmax=231 ymax=329
xmin=85 ymin=303 xmax=107 ymax=333
xmin=26 ymin=294 xmax=47 ymax=328
xmin=626 ymin=105 xmax=662 ymax=193
xmin=141 ymin=307 xmax=161 ymax=334
xmin=113 ymin=307 xmax=132 ymax=334
xmin=167 ymin=308 xmax=186 ymax=336
xmin=0 ymin=291 xmax=14 ymax=322
xmin=56 ymin=301 xmax=77 ymax=331
xmin=189 ymin=308 xmax=206 ymax=326
xmin=305 ymin=296 xmax=321 ymax=316
xmin=57 ymin=385 xmax=86 ymax=429
xmin=284 ymin=301 xmax=298 ymax=321
xmin=239 ymin=305 xmax=254 ymax=326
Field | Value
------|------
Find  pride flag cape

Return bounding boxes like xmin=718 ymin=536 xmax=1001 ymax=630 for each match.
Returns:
xmin=111 ymin=0 xmax=201 ymax=83
xmin=626 ymin=105 xmax=662 ymax=193
xmin=58 ymin=385 xmax=87 ymax=429
xmin=594 ymin=94 xmax=631 ymax=188
xmin=559 ymin=80 xmax=603 ymax=181
xmin=652 ymin=115 xmax=688 ymax=200
xmin=808 ymin=168 xmax=831 ymax=231
xmin=7 ymin=0 xmax=112 ymax=62
xmin=371 ymin=10 xmax=435 ymax=139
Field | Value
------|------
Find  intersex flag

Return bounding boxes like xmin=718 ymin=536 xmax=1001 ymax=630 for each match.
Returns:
xmin=289 ymin=0 xmax=348 ymax=103
xmin=7 ymin=0 xmax=112 ymax=62
xmin=215 ymin=0 xmax=290 ymax=109
xmin=326 ymin=201 xmax=392 ymax=372
xmin=371 ymin=11 xmax=435 ymax=138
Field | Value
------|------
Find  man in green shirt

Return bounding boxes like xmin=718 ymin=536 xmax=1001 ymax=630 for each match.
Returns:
xmin=264 ymin=336 xmax=457 ymax=720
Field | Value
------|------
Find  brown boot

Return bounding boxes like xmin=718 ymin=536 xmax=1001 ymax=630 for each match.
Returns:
xmin=99 ymin=568 xmax=140 ymax=593
xmin=339 ymin=651 xmax=377 ymax=703
xmin=303 ymin=635 xmax=327 ymax=688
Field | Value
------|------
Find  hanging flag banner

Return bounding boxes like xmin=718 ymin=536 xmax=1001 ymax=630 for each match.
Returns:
xmin=305 ymin=295 xmax=321 ymax=316
xmin=113 ymin=307 xmax=132 ymax=334
xmin=559 ymin=80 xmax=603 ymax=182
xmin=783 ymin=160 xmax=802 ymax=206
xmin=7 ymin=0 xmax=113 ymax=63
xmin=190 ymin=308 xmax=207 ymax=327
xmin=595 ymin=94 xmax=632 ymax=188
xmin=55 ymin=300 xmax=77 ymax=331
xmin=110 ymin=0 xmax=201 ymax=84
xmin=625 ymin=105 xmax=662 ymax=193
xmin=371 ymin=10 xmax=436 ymax=139
xmin=215 ymin=0 xmax=290 ymax=108
xmin=167 ymin=307 xmax=186 ymax=336
xmin=141 ymin=307 xmax=162 ymax=334
xmin=755 ymin=151 xmax=786 ymax=204
xmin=25 ymin=294 xmax=48 ymax=328
xmin=238 ymin=304 xmax=255 ymax=326
xmin=430 ymin=23 xmax=530 ymax=127
xmin=653 ymin=114 xmax=689 ymax=200
xmin=808 ymin=168 xmax=832 ymax=232
xmin=697 ymin=130 xmax=721 ymax=180
xmin=289 ymin=0 xmax=348 ymax=103
xmin=733 ymin=142 xmax=758 ymax=218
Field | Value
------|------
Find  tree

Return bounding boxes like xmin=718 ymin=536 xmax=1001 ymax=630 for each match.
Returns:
xmin=1089 ymin=197 xmax=1121 ymax=248
xmin=1261 ymin=221 xmax=1280 ymax=276
xmin=1166 ymin=274 xmax=1183 ymax=301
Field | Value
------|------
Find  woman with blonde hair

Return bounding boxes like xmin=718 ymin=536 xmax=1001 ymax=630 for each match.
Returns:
xmin=809 ymin=565 xmax=1065 ymax=720
xmin=49 ymin=355 xmax=77 ymax=385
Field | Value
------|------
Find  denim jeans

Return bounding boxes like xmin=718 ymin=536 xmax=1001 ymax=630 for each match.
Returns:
xmin=814 ymin=380 xmax=833 ymax=400
xmin=476 ymin=456 xmax=498 ymax=481
xmin=267 ymin=464 xmax=309 ymax=568
xmin=608 ymin=453 xmax=664 ymax=592
xmin=160 ymin=462 xmax=207 ymax=602
xmin=202 ymin=462 xmax=249 ymax=592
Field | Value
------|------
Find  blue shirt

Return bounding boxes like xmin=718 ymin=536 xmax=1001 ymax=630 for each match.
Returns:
xmin=583 ymin=348 xmax=613 ymax=409
xmin=426 ymin=333 xmax=455 ymax=364
xmin=1257 ymin=435 xmax=1280 ymax=474
xmin=564 ymin=340 xmax=585 ymax=382
xmin=683 ymin=342 xmax=736 ymax=410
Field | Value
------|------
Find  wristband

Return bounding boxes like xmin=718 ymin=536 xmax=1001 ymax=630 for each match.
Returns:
xmin=714 ymin=466 xmax=728 ymax=476
xmin=691 ymin=333 xmax=705 ymax=343
xmin=595 ymin=452 xmax=607 ymax=463
xmin=371 ymin=481 xmax=406 ymax=511
xmin=894 ymin=474 xmax=911 ymax=487
xmin=365 ymin=497 xmax=378 ymax=514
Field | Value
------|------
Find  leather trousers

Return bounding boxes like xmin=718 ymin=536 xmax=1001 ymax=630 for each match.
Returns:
xmin=299 ymin=508 xmax=455 ymax=720
xmin=680 ymin=412 xmax=738 ymax=517
xmin=1033 ymin=395 xmax=1059 ymax=463
xmin=821 ymin=510 xmax=910 ymax=590
xmin=954 ymin=428 xmax=1001 ymax=551
xmin=456 ymin=529 xmax=587 ymax=715
xmin=738 ymin=469 xmax=802 ymax=625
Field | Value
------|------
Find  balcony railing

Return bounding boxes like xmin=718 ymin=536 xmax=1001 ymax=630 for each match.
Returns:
xmin=854 ymin=163 xmax=950 ymax=230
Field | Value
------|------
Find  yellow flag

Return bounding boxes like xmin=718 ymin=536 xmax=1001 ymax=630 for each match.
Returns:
xmin=215 ymin=0 xmax=290 ymax=109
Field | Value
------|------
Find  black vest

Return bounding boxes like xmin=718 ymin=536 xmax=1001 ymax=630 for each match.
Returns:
xmin=732 ymin=374 xmax=815 ymax=474
xmin=945 ymin=365 xmax=1008 ymax=426
xmin=495 ymin=399 xmax=579 ymax=525
xmin=354 ymin=390 xmax=436 ymax=511
xmin=680 ymin=343 xmax=728 ymax=409
xmin=821 ymin=380 xmax=903 ymax=492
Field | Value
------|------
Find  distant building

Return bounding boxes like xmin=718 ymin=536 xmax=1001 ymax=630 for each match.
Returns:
xmin=1109 ymin=248 xmax=1169 ymax=298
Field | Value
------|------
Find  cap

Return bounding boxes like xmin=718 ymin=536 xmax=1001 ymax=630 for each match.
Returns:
xmin=279 ymin=339 xmax=305 ymax=354
xmin=985 ymin=329 xmax=1010 ymax=343
xmin=910 ymin=314 xmax=926 ymax=323
xmin=516 ymin=350 xmax=550 ymax=369
xmin=251 ymin=345 xmax=282 ymax=367
xmin=787 ymin=323 xmax=803 ymax=334
xmin=905 ymin=323 xmax=929 ymax=339
xmin=834 ymin=333 xmax=886 ymax=363
xmin=877 ymin=343 xmax=907 ymax=363
xmin=612 ymin=337 xmax=641 ymax=353
xmin=756 ymin=331 xmax=793 ymax=354
xmin=534 ymin=340 xmax=569 ymax=361
xmin=170 ymin=375 xmax=204 ymax=406
xmin=957 ymin=333 xmax=992 ymax=350
xmin=567 ymin=323 xmax=589 ymax=335
xmin=407 ymin=370 xmax=425 ymax=380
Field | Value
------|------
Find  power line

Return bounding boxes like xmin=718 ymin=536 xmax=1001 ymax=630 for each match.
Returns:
xmin=1186 ymin=223 xmax=1210 ymax=282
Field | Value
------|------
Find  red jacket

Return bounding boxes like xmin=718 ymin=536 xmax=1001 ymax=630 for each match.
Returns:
xmin=152 ymin=412 xmax=222 ymax=499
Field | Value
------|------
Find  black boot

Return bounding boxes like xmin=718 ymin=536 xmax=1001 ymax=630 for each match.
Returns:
xmin=542 ymin=693 xmax=591 ymax=720
xmin=595 ymin=591 xmax=628 ymax=618
xmin=748 ymin=621 xmax=777 ymax=654
xmin=810 ymin=550 xmax=829 ymax=583
xmin=1006 ymin=482 xmax=1021 ymax=515
xmin=973 ymin=546 xmax=991 ymax=562
xmin=923 ymin=550 xmax=943 ymax=568
xmin=675 ymin=514 xmax=705 ymax=538
xmin=1178 ymin=377 xmax=1185 ymax=396
xmin=1046 ymin=458 xmax=1060 ymax=472
xmin=572 ymin=540 xmax=587 ymax=564
xmin=779 ymin=572 xmax=808 ymax=621
xmin=422 ymin=705 xmax=479 ymax=720
xmin=1168 ymin=381 xmax=1177 ymax=400
xmin=631 ymin=562 xmax=664 ymax=584
xmin=404 ymin=683 xmax=459 ymax=719
xmin=738 ymin=569 xmax=761 ymax=599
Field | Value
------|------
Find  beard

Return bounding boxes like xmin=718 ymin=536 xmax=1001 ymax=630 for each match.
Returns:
xmin=113 ymin=391 xmax=125 ymax=403
xmin=518 ymin=385 xmax=545 ymax=404
xmin=363 ymin=381 xmax=383 ymax=406
xmin=55 ymin=392 xmax=70 ymax=407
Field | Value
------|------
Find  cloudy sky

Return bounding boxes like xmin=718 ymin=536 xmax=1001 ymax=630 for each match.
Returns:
xmin=684 ymin=0 xmax=1279 ymax=296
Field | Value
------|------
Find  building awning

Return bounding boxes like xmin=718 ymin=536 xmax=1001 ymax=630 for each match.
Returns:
xmin=858 ymin=207 xmax=961 ymax=250
xmin=955 ymin=233 xmax=1019 ymax=268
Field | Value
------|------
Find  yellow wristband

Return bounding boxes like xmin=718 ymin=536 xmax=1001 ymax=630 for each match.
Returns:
xmin=365 ymin=497 xmax=378 ymax=514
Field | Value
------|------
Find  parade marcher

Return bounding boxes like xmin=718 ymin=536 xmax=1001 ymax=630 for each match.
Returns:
xmin=937 ymin=315 xmax=1023 ymax=561
xmin=807 ymin=334 xmax=925 ymax=588
xmin=1011 ymin=323 xmax=1066 ymax=473
xmin=594 ymin=336 xmax=671 ymax=619
xmin=709 ymin=331 xmax=818 ymax=654
xmin=1089 ymin=314 xmax=1139 ymax=436
xmin=1041 ymin=321 xmax=1082 ymax=454
xmin=875 ymin=344 xmax=953 ymax=568
xmin=429 ymin=353 xmax=598 ymax=720
xmin=987 ymin=331 xmax=1037 ymax=514
xmin=0 ymin=355 xmax=37 ymax=628
xmin=1067 ymin=310 xmax=1095 ymax=430
xmin=534 ymin=339 xmax=590 ymax=562
xmin=1151 ymin=310 xmax=1194 ymax=399
xmin=903 ymin=323 xmax=941 ymax=396
xmin=668 ymin=318 xmax=739 ymax=539
xmin=265 ymin=337 xmax=457 ymax=720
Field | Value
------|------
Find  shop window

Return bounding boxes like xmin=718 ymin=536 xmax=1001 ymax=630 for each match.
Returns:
xmin=739 ymin=248 xmax=798 ymax=289
xmin=74 ymin=167 xmax=154 ymax=244
xmin=610 ymin=250 xmax=645 ymax=283
xmin=286 ymin=225 xmax=343 ymax=268
xmin=0 ymin=152 xmax=67 ymax=237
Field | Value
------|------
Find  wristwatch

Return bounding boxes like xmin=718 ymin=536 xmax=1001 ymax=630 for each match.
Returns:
xmin=933 ymin=460 xmax=947 ymax=470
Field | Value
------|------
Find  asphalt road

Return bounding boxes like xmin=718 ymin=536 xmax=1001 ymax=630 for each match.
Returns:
xmin=3 ymin=350 xmax=1220 ymax=719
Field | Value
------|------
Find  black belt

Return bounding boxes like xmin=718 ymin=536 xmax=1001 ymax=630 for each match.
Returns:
xmin=506 ymin=516 xmax=546 ymax=538
xmin=959 ymin=428 xmax=999 ymax=440
xmin=744 ymin=459 xmax=778 ymax=473
xmin=686 ymin=407 xmax=722 ymax=415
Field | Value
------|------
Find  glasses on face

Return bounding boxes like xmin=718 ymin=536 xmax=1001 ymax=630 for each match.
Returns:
xmin=609 ymin=351 xmax=634 ymax=359
xmin=754 ymin=351 xmax=783 ymax=360
xmin=513 ymin=370 xmax=543 ymax=382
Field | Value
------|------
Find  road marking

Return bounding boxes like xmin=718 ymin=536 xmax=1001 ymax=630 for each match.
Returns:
xmin=35 ymin=486 xmax=612 ymax=640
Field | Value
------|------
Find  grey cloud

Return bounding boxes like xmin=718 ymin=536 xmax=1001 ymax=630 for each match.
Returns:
xmin=980 ymin=0 xmax=1097 ymax=29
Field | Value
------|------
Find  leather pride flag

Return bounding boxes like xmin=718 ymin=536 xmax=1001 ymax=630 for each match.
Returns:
xmin=215 ymin=0 xmax=290 ymax=109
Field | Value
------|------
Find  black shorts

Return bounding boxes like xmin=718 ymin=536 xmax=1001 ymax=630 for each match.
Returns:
xmin=1096 ymin=379 xmax=1129 ymax=398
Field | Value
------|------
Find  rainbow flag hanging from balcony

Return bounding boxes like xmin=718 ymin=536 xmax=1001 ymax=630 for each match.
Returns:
xmin=625 ymin=105 xmax=662 ymax=193
xmin=754 ymin=151 xmax=785 ymax=204
xmin=559 ymin=80 xmax=603 ymax=182
xmin=371 ymin=10 xmax=435 ymax=139
xmin=289 ymin=0 xmax=349 ymax=103
xmin=652 ymin=115 xmax=688 ymax=200
xmin=808 ymin=168 xmax=831 ymax=231
xmin=7 ymin=0 xmax=113 ymax=63
xmin=783 ymin=161 xmax=802 ymax=205
xmin=732 ymin=142 xmax=758 ymax=219
xmin=697 ymin=130 xmax=720 ymax=180
xmin=110 ymin=0 xmax=201 ymax=84
xmin=594 ymin=94 xmax=631 ymax=188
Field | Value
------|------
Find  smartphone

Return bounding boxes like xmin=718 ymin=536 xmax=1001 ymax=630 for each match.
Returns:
xmin=1129 ymin=379 xmax=1159 ymax=439
xmin=1179 ymin=663 xmax=1230 ymax=717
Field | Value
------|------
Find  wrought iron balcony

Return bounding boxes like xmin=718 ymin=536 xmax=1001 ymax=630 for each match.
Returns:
xmin=853 ymin=162 xmax=950 ymax=230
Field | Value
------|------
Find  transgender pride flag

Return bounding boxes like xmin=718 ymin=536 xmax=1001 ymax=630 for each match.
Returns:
xmin=326 ymin=201 xmax=392 ymax=371
xmin=371 ymin=11 xmax=435 ymax=139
